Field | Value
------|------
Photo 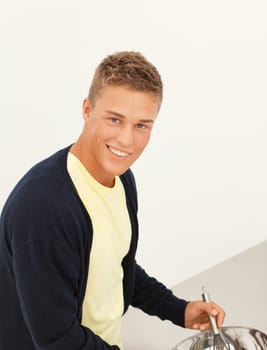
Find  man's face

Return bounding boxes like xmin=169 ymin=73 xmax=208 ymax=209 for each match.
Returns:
xmin=78 ymin=85 xmax=159 ymax=187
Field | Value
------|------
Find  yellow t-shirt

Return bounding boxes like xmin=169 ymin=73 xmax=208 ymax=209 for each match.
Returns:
xmin=67 ymin=152 xmax=131 ymax=349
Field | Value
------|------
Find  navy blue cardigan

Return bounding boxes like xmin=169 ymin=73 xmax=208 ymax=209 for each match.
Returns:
xmin=0 ymin=146 xmax=188 ymax=350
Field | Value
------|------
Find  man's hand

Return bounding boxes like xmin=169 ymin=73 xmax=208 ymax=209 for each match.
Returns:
xmin=184 ymin=300 xmax=225 ymax=331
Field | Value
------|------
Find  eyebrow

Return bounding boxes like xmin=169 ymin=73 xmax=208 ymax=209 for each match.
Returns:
xmin=105 ymin=110 xmax=155 ymax=124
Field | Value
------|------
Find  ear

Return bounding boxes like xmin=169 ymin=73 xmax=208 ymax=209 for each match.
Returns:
xmin=82 ymin=98 xmax=92 ymax=121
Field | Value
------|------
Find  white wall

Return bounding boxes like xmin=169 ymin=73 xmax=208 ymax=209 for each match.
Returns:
xmin=1 ymin=1 xmax=266 ymax=286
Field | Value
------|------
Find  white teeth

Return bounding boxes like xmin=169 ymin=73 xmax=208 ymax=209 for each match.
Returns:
xmin=109 ymin=146 xmax=129 ymax=157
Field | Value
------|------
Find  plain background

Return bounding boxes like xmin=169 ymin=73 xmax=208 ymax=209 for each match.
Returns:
xmin=0 ymin=0 xmax=266 ymax=287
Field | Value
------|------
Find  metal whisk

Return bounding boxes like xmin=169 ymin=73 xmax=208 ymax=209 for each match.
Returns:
xmin=202 ymin=287 xmax=233 ymax=350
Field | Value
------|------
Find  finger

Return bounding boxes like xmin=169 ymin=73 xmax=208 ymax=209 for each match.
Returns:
xmin=209 ymin=302 xmax=225 ymax=328
xmin=216 ymin=309 xmax=225 ymax=328
xmin=193 ymin=321 xmax=212 ymax=331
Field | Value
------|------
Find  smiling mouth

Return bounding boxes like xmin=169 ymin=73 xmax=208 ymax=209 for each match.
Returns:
xmin=107 ymin=146 xmax=131 ymax=157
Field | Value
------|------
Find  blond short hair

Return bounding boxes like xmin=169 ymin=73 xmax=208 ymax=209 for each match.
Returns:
xmin=88 ymin=51 xmax=163 ymax=107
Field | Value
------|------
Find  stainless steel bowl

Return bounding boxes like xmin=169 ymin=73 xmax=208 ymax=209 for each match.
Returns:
xmin=172 ymin=326 xmax=267 ymax=350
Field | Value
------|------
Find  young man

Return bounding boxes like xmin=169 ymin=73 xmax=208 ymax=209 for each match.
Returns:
xmin=0 ymin=51 xmax=225 ymax=350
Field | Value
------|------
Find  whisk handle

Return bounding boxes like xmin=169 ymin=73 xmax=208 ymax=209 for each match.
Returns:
xmin=202 ymin=287 xmax=220 ymax=335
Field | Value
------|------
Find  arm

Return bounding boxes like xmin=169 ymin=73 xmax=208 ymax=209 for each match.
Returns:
xmin=130 ymin=264 xmax=225 ymax=331
xmin=131 ymin=263 xmax=189 ymax=327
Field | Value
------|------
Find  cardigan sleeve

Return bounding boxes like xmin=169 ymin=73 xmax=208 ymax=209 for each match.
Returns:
xmin=131 ymin=263 xmax=189 ymax=327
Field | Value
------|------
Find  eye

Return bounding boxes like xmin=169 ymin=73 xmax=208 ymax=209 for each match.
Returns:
xmin=136 ymin=123 xmax=147 ymax=129
xmin=110 ymin=117 xmax=120 ymax=124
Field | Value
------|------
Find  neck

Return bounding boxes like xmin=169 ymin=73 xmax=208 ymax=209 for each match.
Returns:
xmin=69 ymin=141 xmax=115 ymax=188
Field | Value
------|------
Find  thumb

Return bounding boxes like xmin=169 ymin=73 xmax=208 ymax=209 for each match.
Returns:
xmin=199 ymin=301 xmax=218 ymax=315
xmin=205 ymin=302 xmax=225 ymax=328
xmin=207 ymin=304 xmax=218 ymax=317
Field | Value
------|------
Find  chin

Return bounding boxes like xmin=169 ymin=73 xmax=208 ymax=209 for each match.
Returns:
xmin=111 ymin=166 xmax=130 ymax=177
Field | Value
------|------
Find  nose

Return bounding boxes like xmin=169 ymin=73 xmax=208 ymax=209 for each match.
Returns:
xmin=117 ymin=125 xmax=134 ymax=149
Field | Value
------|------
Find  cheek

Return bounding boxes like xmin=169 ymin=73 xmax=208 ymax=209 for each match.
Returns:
xmin=135 ymin=133 xmax=151 ymax=151
xmin=92 ymin=125 xmax=111 ymax=142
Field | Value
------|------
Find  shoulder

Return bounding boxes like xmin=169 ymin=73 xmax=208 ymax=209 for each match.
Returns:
xmin=120 ymin=168 xmax=138 ymax=211
xmin=5 ymin=146 xmax=72 ymax=205
xmin=120 ymin=168 xmax=137 ymax=192
xmin=1 ymin=146 xmax=90 ymax=249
